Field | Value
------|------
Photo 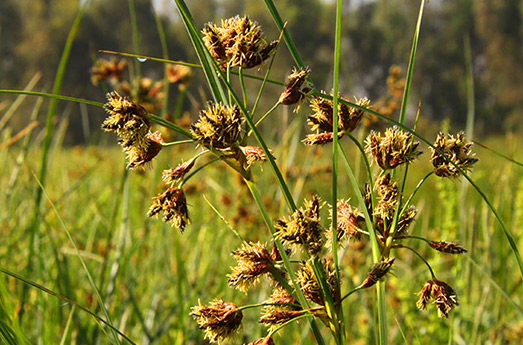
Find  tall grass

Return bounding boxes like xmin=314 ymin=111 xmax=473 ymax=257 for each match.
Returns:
xmin=0 ymin=0 xmax=522 ymax=344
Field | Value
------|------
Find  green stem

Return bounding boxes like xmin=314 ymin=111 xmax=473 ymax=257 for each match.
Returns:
xmin=239 ymin=67 xmax=248 ymax=111
xmin=248 ymin=101 xmax=280 ymax=136
xmin=399 ymin=245 xmax=435 ymax=279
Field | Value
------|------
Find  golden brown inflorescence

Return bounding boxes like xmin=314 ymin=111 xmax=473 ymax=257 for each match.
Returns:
xmin=191 ymin=102 xmax=244 ymax=150
xmin=162 ymin=160 xmax=196 ymax=187
xmin=274 ymin=195 xmax=325 ymax=255
xmin=228 ymin=242 xmax=276 ymax=293
xmin=202 ymin=15 xmax=277 ymax=69
xmin=365 ymin=126 xmax=422 ymax=170
xmin=166 ymin=64 xmax=193 ymax=88
xmin=416 ymin=278 xmax=458 ymax=318
xmin=296 ymin=259 xmax=338 ymax=306
xmin=147 ymin=186 xmax=190 ymax=233
xmin=245 ymin=336 xmax=275 ymax=345
xmin=304 ymin=95 xmax=370 ymax=145
xmin=90 ymin=57 xmax=127 ymax=86
xmin=428 ymin=241 xmax=467 ymax=254
xmin=279 ymin=66 xmax=313 ymax=112
xmin=190 ymin=299 xmax=243 ymax=343
xmin=102 ymin=91 xmax=164 ymax=169
xmin=360 ymin=257 xmax=395 ymax=288
xmin=327 ymin=199 xmax=365 ymax=245
xmin=259 ymin=287 xmax=303 ymax=332
xmin=431 ymin=131 xmax=478 ymax=178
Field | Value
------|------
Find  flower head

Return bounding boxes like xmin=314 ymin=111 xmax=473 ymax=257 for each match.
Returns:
xmin=428 ymin=241 xmax=467 ymax=254
xmin=191 ymin=102 xmax=244 ymax=150
xmin=365 ymin=126 xmax=422 ymax=170
xmin=327 ymin=199 xmax=365 ymax=245
xmin=190 ymin=299 xmax=243 ymax=343
xmin=259 ymin=287 xmax=303 ymax=331
xmin=274 ymin=195 xmax=324 ymax=255
xmin=296 ymin=259 xmax=338 ymax=306
xmin=416 ymin=278 xmax=458 ymax=318
xmin=202 ymin=15 xmax=277 ymax=69
xmin=246 ymin=336 xmax=275 ymax=345
xmin=147 ymin=187 xmax=190 ymax=232
xmin=240 ymin=146 xmax=272 ymax=169
xmin=431 ymin=131 xmax=478 ymax=178
xmin=304 ymin=95 xmax=370 ymax=145
xmin=102 ymin=91 xmax=164 ymax=169
xmin=228 ymin=242 xmax=275 ymax=293
xmin=361 ymin=258 xmax=395 ymax=288
xmin=90 ymin=58 xmax=127 ymax=85
xmin=162 ymin=160 xmax=196 ymax=186
xmin=166 ymin=64 xmax=193 ymax=88
xmin=279 ymin=66 xmax=313 ymax=112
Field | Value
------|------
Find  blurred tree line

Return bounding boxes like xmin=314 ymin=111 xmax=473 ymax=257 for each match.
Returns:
xmin=0 ymin=0 xmax=521 ymax=144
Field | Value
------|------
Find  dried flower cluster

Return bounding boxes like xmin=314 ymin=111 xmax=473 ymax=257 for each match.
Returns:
xmin=274 ymin=196 xmax=325 ymax=255
xmin=227 ymin=242 xmax=276 ymax=292
xmin=191 ymin=102 xmax=244 ymax=150
xmin=279 ymin=66 xmax=313 ymax=112
xmin=101 ymin=91 xmax=164 ymax=169
xmin=202 ymin=15 xmax=277 ymax=69
xmin=304 ymin=95 xmax=370 ymax=145
xmin=431 ymin=131 xmax=478 ymax=177
xmin=147 ymin=186 xmax=190 ymax=232
xmin=90 ymin=57 xmax=127 ymax=85
xmin=365 ymin=126 xmax=422 ymax=169
xmin=190 ymin=299 xmax=243 ymax=343
xmin=416 ymin=278 xmax=459 ymax=318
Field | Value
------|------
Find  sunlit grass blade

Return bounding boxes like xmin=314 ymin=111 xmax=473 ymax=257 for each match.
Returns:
xmin=263 ymin=0 xmax=305 ymax=68
xmin=398 ymin=0 xmax=426 ymax=125
xmin=0 ymin=72 xmax=41 ymax=132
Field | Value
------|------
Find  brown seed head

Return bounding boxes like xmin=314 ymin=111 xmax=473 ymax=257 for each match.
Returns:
xmin=428 ymin=241 xmax=467 ymax=254
xmin=162 ymin=160 xmax=196 ymax=186
xmin=191 ymin=102 xmax=244 ymax=150
xmin=361 ymin=257 xmax=395 ymax=288
xmin=190 ymin=299 xmax=243 ymax=343
xmin=166 ymin=64 xmax=193 ymax=88
xmin=374 ymin=173 xmax=399 ymax=221
xmin=259 ymin=287 xmax=303 ymax=331
xmin=416 ymin=279 xmax=458 ymax=318
xmin=279 ymin=66 xmax=313 ymax=112
xmin=327 ymin=199 xmax=365 ymax=245
xmin=125 ymin=131 xmax=164 ymax=170
xmin=202 ymin=15 xmax=276 ymax=69
xmin=296 ymin=259 xmax=338 ymax=305
xmin=147 ymin=187 xmax=190 ymax=232
xmin=227 ymin=242 xmax=275 ymax=293
xmin=240 ymin=146 xmax=271 ymax=169
xmin=90 ymin=58 xmax=127 ymax=86
xmin=431 ymin=131 xmax=478 ymax=178
xmin=274 ymin=196 xmax=324 ymax=255
xmin=364 ymin=126 xmax=422 ymax=170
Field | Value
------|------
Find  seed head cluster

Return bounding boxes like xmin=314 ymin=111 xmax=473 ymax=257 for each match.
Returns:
xmin=147 ymin=187 xmax=190 ymax=233
xmin=365 ymin=126 xmax=422 ymax=169
xmin=431 ymin=131 xmax=478 ymax=178
xmin=416 ymin=278 xmax=459 ymax=318
xmin=227 ymin=242 xmax=276 ymax=293
xmin=279 ymin=66 xmax=313 ymax=112
xmin=274 ymin=195 xmax=325 ymax=255
xmin=90 ymin=57 xmax=127 ymax=86
xmin=304 ymin=95 xmax=370 ymax=145
xmin=190 ymin=299 xmax=243 ymax=343
xmin=327 ymin=199 xmax=365 ymax=245
xmin=259 ymin=287 xmax=303 ymax=331
xmin=296 ymin=259 xmax=338 ymax=306
xmin=102 ymin=91 xmax=164 ymax=169
xmin=361 ymin=257 xmax=395 ymax=288
xmin=191 ymin=102 xmax=244 ymax=150
xmin=202 ymin=15 xmax=277 ymax=69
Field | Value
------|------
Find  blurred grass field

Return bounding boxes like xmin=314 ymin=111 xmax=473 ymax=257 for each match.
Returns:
xmin=0 ymin=126 xmax=521 ymax=344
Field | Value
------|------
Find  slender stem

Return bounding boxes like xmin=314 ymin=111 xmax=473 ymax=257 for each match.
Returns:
xmin=248 ymin=101 xmax=280 ymax=136
xmin=338 ymin=286 xmax=363 ymax=304
xmin=239 ymin=67 xmax=248 ymax=111
xmin=162 ymin=139 xmax=194 ymax=147
xmin=399 ymin=245 xmax=436 ymax=279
